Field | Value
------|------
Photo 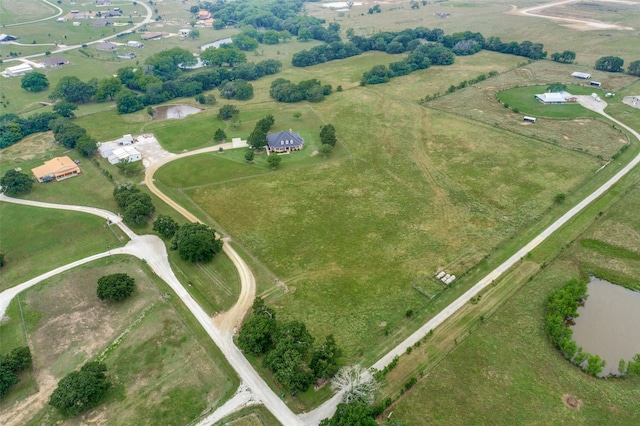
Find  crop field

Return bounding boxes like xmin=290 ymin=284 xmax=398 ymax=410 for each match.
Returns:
xmin=154 ymin=52 xmax=603 ymax=360
xmin=386 ymin=180 xmax=640 ymax=425
xmin=0 ymin=256 xmax=236 ymax=425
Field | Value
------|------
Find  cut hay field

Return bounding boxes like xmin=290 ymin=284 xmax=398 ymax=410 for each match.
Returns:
xmin=0 ymin=256 xmax=237 ymax=425
xmin=387 ymin=180 xmax=640 ymax=426
xmin=154 ymin=52 xmax=606 ymax=362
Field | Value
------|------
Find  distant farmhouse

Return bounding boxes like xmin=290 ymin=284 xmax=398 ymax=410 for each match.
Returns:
xmin=266 ymin=130 xmax=304 ymax=154
xmin=102 ymin=9 xmax=122 ymax=17
xmin=92 ymin=18 xmax=113 ymax=27
xmin=117 ymin=52 xmax=136 ymax=59
xmin=535 ymin=91 xmax=577 ymax=104
xmin=41 ymin=57 xmax=69 ymax=68
xmin=3 ymin=63 xmax=33 ymax=77
xmin=141 ymin=32 xmax=167 ymax=40
xmin=127 ymin=41 xmax=143 ymax=48
xmin=31 ymin=156 xmax=81 ymax=182
xmin=96 ymin=41 xmax=118 ymax=51
xmin=572 ymin=71 xmax=591 ymax=80
xmin=198 ymin=10 xmax=212 ymax=20
xmin=0 ymin=34 xmax=18 ymax=42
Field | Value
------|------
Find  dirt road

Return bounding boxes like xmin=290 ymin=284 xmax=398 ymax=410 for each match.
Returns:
xmin=510 ymin=0 xmax=635 ymax=30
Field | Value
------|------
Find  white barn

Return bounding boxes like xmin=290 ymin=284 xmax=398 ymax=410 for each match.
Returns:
xmin=4 ymin=63 xmax=33 ymax=76
xmin=572 ymin=71 xmax=591 ymax=79
xmin=108 ymin=146 xmax=142 ymax=164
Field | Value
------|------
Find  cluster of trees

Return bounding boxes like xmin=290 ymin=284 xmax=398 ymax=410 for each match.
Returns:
xmin=293 ymin=26 xmax=547 ymax=69
xmin=113 ymin=47 xmax=281 ymax=114
xmin=49 ymin=76 xmax=99 ymax=104
xmin=170 ymin=222 xmax=223 ymax=263
xmin=361 ymin=43 xmax=454 ymax=85
xmin=201 ymin=0 xmax=334 ymax=43
xmin=97 ymin=273 xmax=136 ymax=302
xmin=320 ymin=124 xmax=337 ymax=155
xmin=0 ymin=111 xmax=58 ymax=148
xmin=595 ymin=56 xmax=625 ymax=73
xmin=218 ymin=104 xmax=239 ymax=120
xmin=49 ymin=361 xmax=111 ymax=416
xmin=234 ymin=26 xmax=292 ymax=48
xmin=113 ymin=184 xmax=155 ymax=227
xmin=550 ymin=50 xmax=576 ymax=64
xmin=0 ymin=347 xmax=32 ymax=399
xmin=545 ymin=278 xmax=606 ymax=376
xmin=50 ymin=118 xmax=97 ymax=157
xmin=248 ymin=114 xmax=275 ymax=149
xmin=270 ymin=78 xmax=332 ymax=103
xmin=0 ymin=170 xmax=33 ymax=196
xmin=238 ymin=298 xmax=342 ymax=393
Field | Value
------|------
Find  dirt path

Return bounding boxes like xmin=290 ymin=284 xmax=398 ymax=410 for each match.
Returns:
xmin=508 ymin=0 xmax=636 ymax=30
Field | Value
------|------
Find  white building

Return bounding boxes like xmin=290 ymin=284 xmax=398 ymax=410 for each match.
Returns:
xmin=127 ymin=40 xmax=143 ymax=48
xmin=107 ymin=146 xmax=142 ymax=164
xmin=572 ymin=71 xmax=592 ymax=79
xmin=4 ymin=63 xmax=33 ymax=76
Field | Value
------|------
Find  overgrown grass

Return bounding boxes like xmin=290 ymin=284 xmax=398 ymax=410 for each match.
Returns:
xmin=213 ymin=404 xmax=281 ymax=426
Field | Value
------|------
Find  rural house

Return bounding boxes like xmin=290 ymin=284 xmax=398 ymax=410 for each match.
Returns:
xmin=535 ymin=91 xmax=577 ymax=104
xmin=31 ymin=156 xmax=81 ymax=182
xmin=96 ymin=41 xmax=118 ymax=51
xmin=92 ymin=18 xmax=113 ymax=27
xmin=266 ymin=130 xmax=304 ymax=154
xmin=41 ymin=56 xmax=69 ymax=68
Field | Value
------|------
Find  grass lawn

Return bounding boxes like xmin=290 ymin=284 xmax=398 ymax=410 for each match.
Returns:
xmin=497 ymin=84 xmax=603 ymax=119
xmin=214 ymin=405 xmax=281 ymax=426
xmin=0 ymin=203 xmax=124 ymax=292
xmin=387 ymin=181 xmax=640 ymax=426
xmin=0 ymin=256 xmax=237 ymax=425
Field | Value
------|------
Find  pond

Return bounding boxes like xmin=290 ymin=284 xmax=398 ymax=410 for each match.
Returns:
xmin=153 ymin=105 xmax=201 ymax=120
xmin=571 ymin=278 xmax=640 ymax=376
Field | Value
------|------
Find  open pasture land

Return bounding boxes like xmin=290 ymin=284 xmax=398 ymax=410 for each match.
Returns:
xmin=386 ymin=181 xmax=640 ymax=426
xmin=0 ymin=256 xmax=236 ymax=425
xmin=429 ymin=61 xmax=636 ymax=159
xmin=214 ymin=405 xmax=282 ymax=426
xmin=0 ymin=0 xmax=58 ymax=26
xmin=163 ymin=58 xmax=602 ymax=361
xmin=0 ymin=203 xmax=124 ymax=292
xmin=535 ymin=0 xmax=640 ymax=28
xmin=307 ymin=0 xmax=640 ymax=66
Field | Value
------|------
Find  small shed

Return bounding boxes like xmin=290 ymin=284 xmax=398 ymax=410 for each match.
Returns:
xmin=523 ymin=116 xmax=536 ymax=123
xmin=590 ymin=81 xmax=602 ymax=87
xmin=179 ymin=29 xmax=191 ymax=36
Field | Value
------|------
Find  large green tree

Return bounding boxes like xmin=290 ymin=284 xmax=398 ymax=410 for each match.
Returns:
xmin=153 ymin=214 xmax=179 ymax=239
xmin=21 ymin=71 xmax=49 ymax=92
xmin=75 ymin=134 xmax=97 ymax=157
xmin=95 ymin=77 xmax=123 ymax=101
xmin=115 ymin=89 xmax=144 ymax=114
xmin=50 ymin=76 xmax=96 ymax=103
xmin=550 ymin=50 xmax=576 ymax=64
xmin=320 ymin=124 xmax=337 ymax=147
xmin=52 ymin=101 xmax=78 ymax=118
xmin=1 ymin=170 xmax=33 ymax=196
xmin=319 ymin=401 xmax=378 ymax=426
xmin=49 ymin=362 xmax=111 ymax=416
xmin=595 ymin=56 xmax=624 ymax=73
xmin=238 ymin=298 xmax=278 ymax=355
xmin=0 ymin=347 xmax=32 ymax=398
xmin=170 ymin=223 xmax=223 ymax=263
xmin=97 ymin=273 xmax=136 ymax=301
xmin=627 ymin=60 xmax=640 ymax=77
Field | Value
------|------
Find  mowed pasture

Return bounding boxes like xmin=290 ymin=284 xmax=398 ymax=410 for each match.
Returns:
xmin=0 ymin=203 xmax=123 ymax=292
xmin=429 ymin=60 xmax=635 ymax=160
xmin=154 ymin=51 xmax=605 ymax=360
xmin=0 ymin=0 xmax=57 ymax=25
xmin=0 ymin=256 xmax=236 ymax=425
xmin=387 ymin=181 xmax=640 ymax=426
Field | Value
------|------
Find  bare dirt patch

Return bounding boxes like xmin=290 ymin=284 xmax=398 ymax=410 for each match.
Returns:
xmin=562 ymin=394 xmax=583 ymax=409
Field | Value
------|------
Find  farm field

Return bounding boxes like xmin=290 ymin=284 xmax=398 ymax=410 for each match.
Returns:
xmin=387 ymin=180 xmax=640 ymax=425
xmin=155 ymin=54 xmax=607 ymax=363
xmin=0 ymin=256 xmax=237 ymax=424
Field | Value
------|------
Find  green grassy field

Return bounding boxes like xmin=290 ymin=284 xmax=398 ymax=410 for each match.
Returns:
xmin=0 ymin=203 xmax=124 ymax=292
xmin=156 ymin=60 xmax=602 ymax=365
xmin=497 ymin=85 xmax=602 ymax=119
xmin=0 ymin=255 xmax=237 ymax=424
xmin=214 ymin=405 xmax=281 ymax=426
xmin=387 ymin=181 xmax=640 ymax=425
xmin=0 ymin=0 xmax=58 ymax=25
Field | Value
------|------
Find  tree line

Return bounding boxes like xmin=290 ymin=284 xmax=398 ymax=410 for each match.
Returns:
xmin=292 ymin=26 xmax=548 ymax=68
xmin=238 ymin=297 xmax=342 ymax=394
xmin=0 ymin=347 xmax=32 ymax=399
xmin=269 ymin=78 xmax=332 ymax=103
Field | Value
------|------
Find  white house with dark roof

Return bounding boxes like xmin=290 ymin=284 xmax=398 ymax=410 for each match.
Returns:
xmin=266 ymin=130 xmax=304 ymax=154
